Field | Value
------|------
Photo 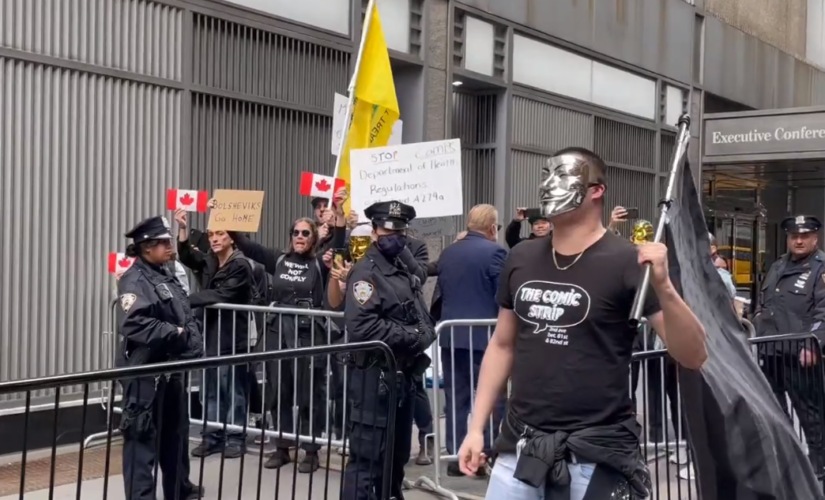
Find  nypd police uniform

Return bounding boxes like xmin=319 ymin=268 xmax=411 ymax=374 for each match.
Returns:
xmin=756 ymin=215 xmax=825 ymax=472
xmin=117 ymin=216 xmax=204 ymax=500
xmin=342 ymin=201 xmax=437 ymax=500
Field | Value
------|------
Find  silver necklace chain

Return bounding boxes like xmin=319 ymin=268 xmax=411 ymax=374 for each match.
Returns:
xmin=552 ymin=247 xmax=585 ymax=270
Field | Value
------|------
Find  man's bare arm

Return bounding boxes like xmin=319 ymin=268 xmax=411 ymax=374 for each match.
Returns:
xmin=467 ymin=308 xmax=519 ymax=435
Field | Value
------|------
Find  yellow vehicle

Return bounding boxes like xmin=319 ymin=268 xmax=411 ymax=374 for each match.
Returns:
xmin=716 ymin=245 xmax=765 ymax=286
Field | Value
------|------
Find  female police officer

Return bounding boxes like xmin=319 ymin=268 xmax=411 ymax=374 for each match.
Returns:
xmin=342 ymin=200 xmax=437 ymax=500
xmin=117 ymin=216 xmax=204 ymax=500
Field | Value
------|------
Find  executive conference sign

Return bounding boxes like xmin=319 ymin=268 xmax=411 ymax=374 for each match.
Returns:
xmin=704 ymin=109 xmax=825 ymax=158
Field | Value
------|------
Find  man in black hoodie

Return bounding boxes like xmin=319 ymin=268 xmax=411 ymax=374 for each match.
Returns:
xmin=175 ymin=209 xmax=254 ymax=459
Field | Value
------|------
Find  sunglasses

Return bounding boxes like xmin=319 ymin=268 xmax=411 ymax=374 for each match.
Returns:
xmin=292 ymin=229 xmax=311 ymax=238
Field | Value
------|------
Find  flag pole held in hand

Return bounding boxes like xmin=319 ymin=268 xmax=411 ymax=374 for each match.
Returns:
xmin=629 ymin=114 xmax=692 ymax=328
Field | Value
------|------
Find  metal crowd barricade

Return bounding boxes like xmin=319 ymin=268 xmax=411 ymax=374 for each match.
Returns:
xmin=408 ymin=318 xmax=770 ymax=499
xmin=749 ymin=332 xmax=825 ymax=483
xmin=88 ymin=303 xmax=353 ymax=453
xmin=0 ymin=341 xmax=398 ymax=499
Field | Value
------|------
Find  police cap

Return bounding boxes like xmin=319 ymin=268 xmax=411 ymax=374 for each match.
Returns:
xmin=781 ymin=215 xmax=822 ymax=234
xmin=364 ymin=200 xmax=416 ymax=230
xmin=124 ymin=216 xmax=173 ymax=244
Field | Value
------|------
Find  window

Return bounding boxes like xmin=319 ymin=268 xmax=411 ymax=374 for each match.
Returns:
xmin=513 ymin=34 xmax=656 ymax=120
xmin=224 ymin=0 xmax=350 ymax=35
xmin=464 ymin=16 xmax=495 ymax=76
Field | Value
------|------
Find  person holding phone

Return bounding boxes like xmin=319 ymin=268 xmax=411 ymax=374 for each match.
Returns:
xmin=504 ymin=207 xmax=551 ymax=249
xmin=607 ymin=206 xmax=639 ymax=236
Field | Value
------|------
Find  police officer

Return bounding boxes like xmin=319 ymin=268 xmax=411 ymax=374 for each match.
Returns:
xmin=342 ymin=201 xmax=437 ymax=500
xmin=755 ymin=214 xmax=825 ymax=472
xmin=117 ymin=216 xmax=204 ymax=500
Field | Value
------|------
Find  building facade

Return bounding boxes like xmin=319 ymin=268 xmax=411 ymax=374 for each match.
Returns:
xmin=1 ymin=0 xmax=824 ymax=400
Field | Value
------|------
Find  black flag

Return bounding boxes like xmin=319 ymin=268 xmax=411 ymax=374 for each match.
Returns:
xmin=666 ymin=161 xmax=822 ymax=499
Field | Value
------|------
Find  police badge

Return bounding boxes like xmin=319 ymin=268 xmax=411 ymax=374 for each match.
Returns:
xmin=353 ymin=281 xmax=374 ymax=305
xmin=389 ymin=202 xmax=401 ymax=218
xmin=120 ymin=293 xmax=137 ymax=312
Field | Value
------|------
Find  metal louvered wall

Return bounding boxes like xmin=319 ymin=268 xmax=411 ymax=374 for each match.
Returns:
xmin=510 ymin=93 xmax=668 ymax=233
xmin=0 ymin=0 xmax=183 ymax=402
xmin=186 ymin=15 xmax=349 ymax=249
xmin=451 ymin=91 xmax=497 ymax=229
xmin=0 ymin=0 xmax=351 ymax=404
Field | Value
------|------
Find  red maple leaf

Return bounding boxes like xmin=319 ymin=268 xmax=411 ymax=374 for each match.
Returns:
xmin=315 ymin=179 xmax=331 ymax=192
xmin=179 ymin=193 xmax=194 ymax=206
xmin=118 ymin=257 xmax=132 ymax=269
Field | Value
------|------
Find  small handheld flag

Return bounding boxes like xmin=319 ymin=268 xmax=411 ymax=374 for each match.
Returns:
xmin=166 ymin=189 xmax=209 ymax=212
xmin=108 ymin=253 xmax=135 ymax=274
xmin=299 ymin=172 xmax=346 ymax=199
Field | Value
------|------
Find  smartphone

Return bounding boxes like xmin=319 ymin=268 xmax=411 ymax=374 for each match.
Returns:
xmin=332 ymin=247 xmax=347 ymax=268
xmin=524 ymin=208 xmax=543 ymax=220
xmin=624 ymin=207 xmax=639 ymax=219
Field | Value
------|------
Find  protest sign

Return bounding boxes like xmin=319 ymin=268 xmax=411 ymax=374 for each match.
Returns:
xmin=409 ymin=217 xmax=456 ymax=239
xmin=349 ymin=139 xmax=463 ymax=220
xmin=208 ymin=189 xmax=265 ymax=232
xmin=331 ymin=92 xmax=402 ymax=155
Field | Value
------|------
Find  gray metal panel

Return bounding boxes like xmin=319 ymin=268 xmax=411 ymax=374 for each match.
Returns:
xmin=453 ymin=91 xmax=497 ymax=144
xmin=461 ymin=148 xmax=496 ymax=213
xmin=0 ymin=0 xmax=184 ymax=81
xmin=510 ymin=149 xmax=546 ymax=210
xmin=188 ymin=93 xmax=332 ymax=250
xmin=604 ymin=166 xmax=658 ymax=224
xmin=451 ymin=91 xmax=497 ymax=229
xmin=703 ymin=15 xmax=825 ymax=109
xmin=191 ymin=13 xmax=350 ymax=110
xmin=456 ymin=0 xmax=694 ymax=84
xmin=0 ymin=58 xmax=181 ymax=397
xmin=661 ymin=132 xmax=676 ymax=173
xmin=510 ymin=95 xmax=593 ymax=153
xmin=593 ymin=117 xmax=657 ymax=171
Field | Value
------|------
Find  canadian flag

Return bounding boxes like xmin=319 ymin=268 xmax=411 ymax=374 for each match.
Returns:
xmin=108 ymin=253 xmax=136 ymax=274
xmin=166 ymin=189 xmax=209 ymax=212
xmin=299 ymin=172 xmax=345 ymax=198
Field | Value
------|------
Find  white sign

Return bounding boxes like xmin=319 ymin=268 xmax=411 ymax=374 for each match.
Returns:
xmin=331 ymin=93 xmax=403 ymax=155
xmin=409 ymin=217 xmax=456 ymax=239
xmin=350 ymin=139 xmax=464 ymax=220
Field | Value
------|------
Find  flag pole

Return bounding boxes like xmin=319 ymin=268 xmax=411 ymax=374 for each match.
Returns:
xmin=331 ymin=0 xmax=376 ymax=185
xmin=628 ymin=113 xmax=692 ymax=327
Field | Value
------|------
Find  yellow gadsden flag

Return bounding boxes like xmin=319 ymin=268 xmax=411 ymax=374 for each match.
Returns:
xmin=339 ymin=3 xmax=400 ymax=213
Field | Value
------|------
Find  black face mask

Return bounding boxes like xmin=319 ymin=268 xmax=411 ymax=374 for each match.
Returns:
xmin=376 ymin=233 xmax=407 ymax=259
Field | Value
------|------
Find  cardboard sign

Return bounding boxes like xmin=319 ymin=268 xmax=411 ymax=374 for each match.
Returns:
xmin=331 ymin=92 xmax=403 ymax=155
xmin=349 ymin=139 xmax=463 ymax=220
xmin=408 ymin=217 xmax=456 ymax=240
xmin=208 ymin=190 xmax=265 ymax=232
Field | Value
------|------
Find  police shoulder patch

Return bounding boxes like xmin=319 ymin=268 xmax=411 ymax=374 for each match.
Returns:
xmin=353 ymin=281 xmax=374 ymax=305
xmin=120 ymin=293 xmax=137 ymax=312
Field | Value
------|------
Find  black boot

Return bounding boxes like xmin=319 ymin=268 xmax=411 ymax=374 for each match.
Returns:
xmin=263 ymin=448 xmax=291 ymax=469
xmin=298 ymin=451 xmax=320 ymax=473
xmin=183 ymin=485 xmax=205 ymax=499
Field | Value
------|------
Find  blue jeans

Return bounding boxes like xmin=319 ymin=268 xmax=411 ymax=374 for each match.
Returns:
xmin=485 ymin=454 xmax=594 ymax=500
xmin=200 ymin=365 xmax=248 ymax=447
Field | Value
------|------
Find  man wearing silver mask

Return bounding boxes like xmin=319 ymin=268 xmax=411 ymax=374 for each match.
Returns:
xmin=457 ymin=147 xmax=707 ymax=500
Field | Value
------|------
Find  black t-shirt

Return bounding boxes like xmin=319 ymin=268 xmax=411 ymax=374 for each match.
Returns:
xmin=272 ymin=253 xmax=323 ymax=307
xmin=495 ymin=230 xmax=661 ymax=452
